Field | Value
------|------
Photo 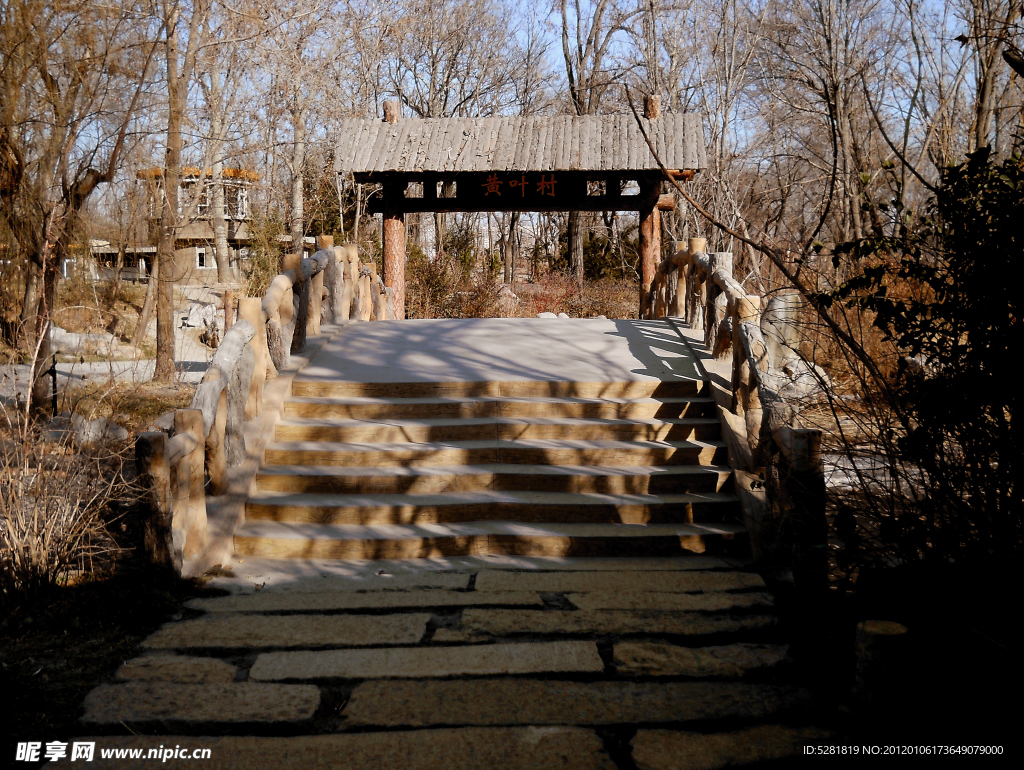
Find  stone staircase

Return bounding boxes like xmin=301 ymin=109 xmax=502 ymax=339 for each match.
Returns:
xmin=70 ymin=321 xmax=835 ymax=768
xmin=234 ymin=375 xmax=749 ymax=561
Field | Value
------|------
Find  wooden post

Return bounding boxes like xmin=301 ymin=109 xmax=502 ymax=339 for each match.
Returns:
xmin=854 ymin=620 xmax=909 ymax=709
xmin=358 ymin=266 xmax=373 ymax=321
xmin=238 ymin=297 xmax=272 ymax=421
xmin=383 ymin=100 xmax=400 ymax=124
xmin=705 ymin=252 xmax=733 ymax=350
xmin=201 ymin=369 xmax=228 ymax=495
xmin=308 ymin=268 xmax=324 ymax=337
xmin=173 ymin=409 xmax=207 ymax=561
xmin=135 ymin=432 xmax=179 ymax=573
xmin=643 ymin=94 xmax=661 ymax=120
xmin=638 ymin=180 xmax=661 ymax=318
xmin=382 ymin=181 xmax=406 ymax=320
xmin=223 ymin=290 xmax=234 ymax=331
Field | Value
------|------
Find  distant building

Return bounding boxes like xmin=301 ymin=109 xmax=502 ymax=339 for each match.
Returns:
xmin=136 ymin=166 xmax=259 ymax=283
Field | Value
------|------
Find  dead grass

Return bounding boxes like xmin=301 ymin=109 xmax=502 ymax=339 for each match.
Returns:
xmin=59 ymin=381 xmax=195 ymax=434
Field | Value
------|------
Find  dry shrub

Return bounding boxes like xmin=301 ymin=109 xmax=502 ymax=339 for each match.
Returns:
xmin=406 ymin=248 xmax=500 ymax=318
xmin=0 ymin=412 xmax=135 ymax=615
xmin=518 ymin=273 xmax=638 ymax=319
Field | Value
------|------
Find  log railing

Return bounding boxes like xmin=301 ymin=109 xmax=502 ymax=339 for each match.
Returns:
xmin=135 ymin=236 xmax=393 ymax=573
xmin=645 ymin=237 xmax=828 ymax=587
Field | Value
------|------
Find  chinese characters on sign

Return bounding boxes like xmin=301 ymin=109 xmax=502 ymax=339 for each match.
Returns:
xmin=480 ymin=173 xmax=558 ymax=197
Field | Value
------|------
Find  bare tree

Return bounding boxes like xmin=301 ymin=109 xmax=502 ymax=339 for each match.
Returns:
xmin=0 ymin=0 xmax=156 ymax=406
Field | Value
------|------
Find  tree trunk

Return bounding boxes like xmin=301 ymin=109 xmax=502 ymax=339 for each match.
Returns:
xmin=503 ymin=211 xmax=519 ymax=283
xmin=155 ymin=15 xmax=186 ymax=384
xmin=132 ymin=257 xmax=158 ymax=347
xmin=289 ymin=102 xmax=306 ymax=254
xmin=568 ymin=210 xmax=585 ymax=281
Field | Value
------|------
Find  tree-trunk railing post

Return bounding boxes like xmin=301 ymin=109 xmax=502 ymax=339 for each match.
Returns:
xmin=172 ymin=408 xmax=207 ymax=562
xmin=664 ymin=240 xmax=826 ymax=587
xmin=135 ymin=235 xmax=387 ymax=576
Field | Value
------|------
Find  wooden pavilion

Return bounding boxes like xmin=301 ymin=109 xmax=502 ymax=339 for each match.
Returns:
xmin=334 ymin=100 xmax=707 ymax=318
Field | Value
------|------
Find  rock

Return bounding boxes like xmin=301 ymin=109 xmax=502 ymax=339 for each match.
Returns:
xmin=81 ymin=682 xmax=320 ymax=724
xmin=497 ymin=285 xmax=518 ymax=301
xmin=249 ymin=641 xmax=604 ymax=681
xmin=537 ymin=312 xmax=557 ymax=318
xmin=152 ymin=410 xmax=176 ymax=432
xmin=184 ymin=302 xmax=217 ymax=328
xmin=43 ymin=414 xmax=73 ymax=443
xmin=72 ymin=414 xmax=129 ymax=445
xmin=50 ymin=325 xmax=119 ymax=356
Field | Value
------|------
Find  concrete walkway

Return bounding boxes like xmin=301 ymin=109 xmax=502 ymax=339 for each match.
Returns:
xmin=299 ymin=317 xmax=702 ymax=386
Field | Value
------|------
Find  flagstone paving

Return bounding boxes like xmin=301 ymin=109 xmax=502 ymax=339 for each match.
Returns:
xmin=69 ymin=556 xmax=831 ymax=768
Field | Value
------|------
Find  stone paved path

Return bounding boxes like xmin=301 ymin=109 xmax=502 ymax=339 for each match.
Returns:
xmin=67 ymin=555 xmax=832 ymax=769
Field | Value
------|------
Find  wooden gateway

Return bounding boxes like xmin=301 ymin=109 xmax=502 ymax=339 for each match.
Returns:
xmin=334 ymin=101 xmax=707 ymax=318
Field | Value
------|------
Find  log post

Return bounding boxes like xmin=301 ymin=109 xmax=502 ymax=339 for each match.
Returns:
xmin=685 ymin=237 xmax=707 ymax=330
xmin=705 ymin=252 xmax=733 ymax=349
xmin=668 ymin=242 xmax=686 ymax=317
xmin=172 ymin=409 xmax=207 ymax=561
xmin=383 ymin=100 xmax=400 ymax=124
xmin=341 ymin=246 xmax=359 ymax=321
xmin=382 ymin=181 xmax=406 ymax=320
xmin=854 ymin=620 xmax=909 ymax=709
xmin=135 ymin=432 xmax=179 ymax=573
xmin=223 ymin=290 xmax=234 ymax=332
xmin=308 ymin=267 xmax=324 ymax=337
xmin=204 ymin=369 xmax=228 ymax=495
xmin=238 ymin=297 xmax=269 ymax=419
xmin=358 ymin=266 xmax=373 ymax=321
xmin=783 ymin=426 xmax=828 ymax=590
xmin=291 ymin=266 xmax=309 ymax=354
xmin=643 ymin=94 xmax=661 ymax=120
xmin=638 ymin=179 xmax=661 ymax=318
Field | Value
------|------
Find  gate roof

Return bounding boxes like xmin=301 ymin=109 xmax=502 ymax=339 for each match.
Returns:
xmin=333 ymin=113 xmax=705 ymax=176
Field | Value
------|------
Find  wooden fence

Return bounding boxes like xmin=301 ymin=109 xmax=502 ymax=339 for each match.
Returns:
xmin=135 ymin=237 xmax=393 ymax=573
xmin=644 ymin=237 xmax=829 ymax=587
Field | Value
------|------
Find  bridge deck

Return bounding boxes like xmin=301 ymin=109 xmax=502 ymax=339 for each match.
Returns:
xmin=296 ymin=317 xmax=702 ymax=387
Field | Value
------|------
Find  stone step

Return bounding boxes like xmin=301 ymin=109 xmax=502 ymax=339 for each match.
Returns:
xmin=256 ymin=463 xmax=732 ymax=496
xmin=341 ymin=679 xmax=809 ymax=728
xmin=264 ymin=438 xmax=729 ymax=468
xmin=245 ymin=489 xmax=740 ymax=526
xmin=290 ymin=378 xmax=706 ymax=399
xmin=233 ymin=520 xmax=749 ymax=560
xmin=273 ymin=416 xmax=723 ymax=444
xmin=284 ymin=395 xmax=717 ymax=420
